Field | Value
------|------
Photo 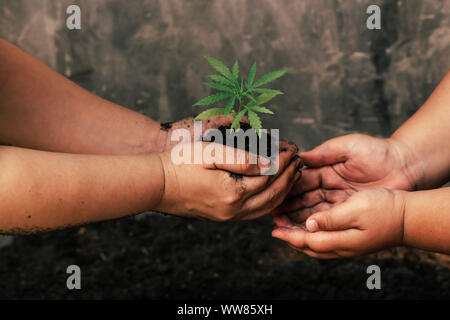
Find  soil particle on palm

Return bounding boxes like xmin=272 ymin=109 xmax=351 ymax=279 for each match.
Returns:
xmin=229 ymin=173 xmax=243 ymax=180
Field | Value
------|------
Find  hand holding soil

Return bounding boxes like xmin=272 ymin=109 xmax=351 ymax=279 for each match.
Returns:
xmin=157 ymin=114 xmax=249 ymax=152
xmin=154 ymin=141 xmax=302 ymax=221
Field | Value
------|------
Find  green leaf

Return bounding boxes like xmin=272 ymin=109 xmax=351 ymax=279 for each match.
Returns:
xmin=207 ymin=74 xmax=235 ymax=87
xmin=244 ymin=92 xmax=257 ymax=103
xmin=232 ymin=60 xmax=239 ymax=79
xmin=231 ymin=109 xmax=247 ymax=130
xmin=194 ymin=108 xmax=225 ymax=120
xmin=204 ymin=56 xmax=234 ymax=81
xmin=248 ymin=110 xmax=262 ymax=137
xmin=248 ymin=62 xmax=256 ymax=87
xmin=224 ymin=97 xmax=236 ymax=116
xmin=248 ymin=93 xmax=281 ymax=107
xmin=253 ymin=88 xmax=284 ymax=95
xmin=203 ymin=82 xmax=233 ymax=93
xmin=253 ymin=69 xmax=288 ymax=88
xmin=193 ymin=92 xmax=233 ymax=106
xmin=249 ymin=106 xmax=274 ymax=114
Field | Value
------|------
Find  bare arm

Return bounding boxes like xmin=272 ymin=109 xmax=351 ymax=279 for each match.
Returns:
xmin=403 ymin=187 xmax=450 ymax=254
xmin=391 ymin=70 xmax=450 ymax=189
xmin=0 ymin=146 xmax=164 ymax=234
xmin=0 ymin=38 xmax=164 ymax=155
xmin=0 ymin=142 xmax=301 ymax=234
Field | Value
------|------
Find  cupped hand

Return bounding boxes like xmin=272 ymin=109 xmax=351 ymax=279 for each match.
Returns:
xmin=272 ymin=133 xmax=419 ymax=219
xmin=272 ymin=188 xmax=406 ymax=258
xmin=155 ymin=141 xmax=303 ymax=221
xmin=159 ymin=115 xmax=246 ymax=152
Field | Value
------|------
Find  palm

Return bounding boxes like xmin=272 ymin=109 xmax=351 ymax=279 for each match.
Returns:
xmin=273 ymin=134 xmax=415 ymax=223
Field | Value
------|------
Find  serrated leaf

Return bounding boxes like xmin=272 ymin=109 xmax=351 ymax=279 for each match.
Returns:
xmin=253 ymin=69 xmax=288 ymax=88
xmin=232 ymin=60 xmax=239 ymax=79
xmin=204 ymin=56 xmax=234 ymax=81
xmin=248 ymin=62 xmax=256 ymax=87
xmin=244 ymin=92 xmax=257 ymax=103
xmin=203 ymin=82 xmax=233 ymax=93
xmin=207 ymin=74 xmax=235 ymax=87
xmin=249 ymin=106 xmax=274 ymax=114
xmin=248 ymin=110 xmax=262 ymax=137
xmin=248 ymin=93 xmax=281 ymax=107
xmin=224 ymin=97 xmax=236 ymax=116
xmin=193 ymin=92 xmax=233 ymax=106
xmin=195 ymin=108 xmax=225 ymax=120
xmin=253 ymin=88 xmax=284 ymax=95
xmin=231 ymin=109 xmax=247 ymax=130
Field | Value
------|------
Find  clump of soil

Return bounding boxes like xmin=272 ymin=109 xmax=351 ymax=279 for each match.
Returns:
xmin=160 ymin=122 xmax=173 ymax=131
xmin=203 ymin=122 xmax=275 ymax=157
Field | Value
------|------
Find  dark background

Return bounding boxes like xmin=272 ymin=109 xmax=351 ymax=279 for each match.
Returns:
xmin=0 ymin=0 xmax=449 ymax=299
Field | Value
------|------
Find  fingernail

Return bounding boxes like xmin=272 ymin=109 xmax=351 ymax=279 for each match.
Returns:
xmin=258 ymin=156 xmax=271 ymax=169
xmin=306 ymin=219 xmax=318 ymax=232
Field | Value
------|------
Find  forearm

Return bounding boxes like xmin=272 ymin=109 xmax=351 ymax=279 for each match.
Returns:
xmin=0 ymin=146 xmax=164 ymax=234
xmin=402 ymin=187 xmax=450 ymax=254
xmin=390 ymin=71 xmax=450 ymax=189
xmin=0 ymin=39 xmax=166 ymax=155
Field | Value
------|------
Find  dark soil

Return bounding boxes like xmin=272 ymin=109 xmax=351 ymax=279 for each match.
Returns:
xmin=160 ymin=122 xmax=173 ymax=131
xmin=203 ymin=122 xmax=275 ymax=157
xmin=1 ymin=214 xmax=449 ymax=299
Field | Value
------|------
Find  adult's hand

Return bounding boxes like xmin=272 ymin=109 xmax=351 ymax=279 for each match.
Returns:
xmin=158 ymin=115 xmax=245 ymax=152
xmin=155 ymin=141 xmax=302 ymax=221
xmin=272 ymin=133 xmax=420 ymax=222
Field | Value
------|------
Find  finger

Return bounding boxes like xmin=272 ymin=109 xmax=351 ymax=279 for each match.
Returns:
xmin=289 ymin=166 xmax=348 ymax=195
xmin=272 ymin=226 xmax=307 ymax=248
xmin=271 ymin=190 xmax=336 ymax=216
xmin=273 ymin=226 xmax=351 ymax=253
xmin=294 ymin=247 xmax=340 ymax=259
xmin=262 ymin=142 xmax=298 ymax=178
xmin=203 ymin=143 xmax=263 ymax=175
xmin=286 ymin=202 xmax=332 ymax=224
xmin=272 ymin=214 xmax=297 ymax=228
xmin=278 ymin=140 xmax=299 ymax=155
xmin=300 ymin=135 xmax=351 ymax=167
xmin=295 ymin=188 xmax=353 ymax=209
xmin=239 ymin=153 xmax=302 ymax=199
xmin=241 ymin=158 xmax=302 ymax=219
xmin=305 ymin=198 xmax=361 ymax=232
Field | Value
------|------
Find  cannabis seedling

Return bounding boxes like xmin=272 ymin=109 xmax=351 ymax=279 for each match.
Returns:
xmin=194 ymin=56 xmax=287 ymax=136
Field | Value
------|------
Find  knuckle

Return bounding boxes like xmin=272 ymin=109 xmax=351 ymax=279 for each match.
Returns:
xmin=224 ymin=193 xmax=240 ymax=205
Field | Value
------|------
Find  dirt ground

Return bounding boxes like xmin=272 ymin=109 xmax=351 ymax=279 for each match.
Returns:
xmin=1 ymin=213 xmax=449 ymax=299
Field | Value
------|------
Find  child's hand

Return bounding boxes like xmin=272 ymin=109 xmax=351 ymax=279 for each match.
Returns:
xmin=272 ymin=188 xmax=406 ymax=258
xmin=272 ymin=134 xmax=419 ymax=217
xmin=155 ymin=141 xmax=302 ymax=221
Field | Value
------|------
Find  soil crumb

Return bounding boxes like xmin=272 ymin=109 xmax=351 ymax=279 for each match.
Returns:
xmin=229 ymin=173 xmax=243 ymax=180
xmin=160 ymin=122 xmax=173 ymax=131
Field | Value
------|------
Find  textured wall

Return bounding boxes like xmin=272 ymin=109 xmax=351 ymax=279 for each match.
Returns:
xmin=1 ymin=0 xmax=449 ymax=150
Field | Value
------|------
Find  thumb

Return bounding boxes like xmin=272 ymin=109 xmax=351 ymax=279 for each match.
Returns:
xmin=305 ymin=199 xmax=358 ymax=232
xmin=205 ymin=144 xmax=269 ymax=176
xmin=300 ymin=135 xmax=351 ymax=167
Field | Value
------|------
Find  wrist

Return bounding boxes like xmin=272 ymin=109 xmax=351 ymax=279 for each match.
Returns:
xmin=392 ymin=189 xmax=408 ymax=246
xmin=387 ymin=135 xmax=424 ymax=190
xmin=138 ymin=121 xmax=169 ymax=154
